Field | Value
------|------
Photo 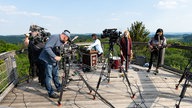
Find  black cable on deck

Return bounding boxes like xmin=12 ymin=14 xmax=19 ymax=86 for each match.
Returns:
xmin=76 ymin=71 xmax=115 ymax=108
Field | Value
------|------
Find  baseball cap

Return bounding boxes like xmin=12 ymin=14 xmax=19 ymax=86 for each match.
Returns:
xmin=62 ymin=30 xmax=71 ymax=39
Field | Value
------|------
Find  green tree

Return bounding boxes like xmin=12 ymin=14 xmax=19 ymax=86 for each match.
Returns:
xmin=128 ymin=21 xmax=150 ymax=42
xmin=128 ymin=21 xmax=150 ymax=59
xmin=0 ymin=40 xmax=20 ymax=53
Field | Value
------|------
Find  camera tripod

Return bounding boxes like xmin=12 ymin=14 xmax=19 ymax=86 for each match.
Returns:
xmin=93 ymin=40 xmax=135 ymax=99
xmin=175 ymin=71 xmax=192 ymax=108
xmin=175 ymin=58 xmax=192 ymax=90
xmin=58 ymin=50 xmax=71 ymax=106
xmin=57 ymin=43 xmax=79 ymax=106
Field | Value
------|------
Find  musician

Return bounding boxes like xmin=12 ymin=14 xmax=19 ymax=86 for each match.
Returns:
xmin=147 ymin=28 xmax=167 ymax=74
xmin=87 ymin=34 xmax=103 ymax=57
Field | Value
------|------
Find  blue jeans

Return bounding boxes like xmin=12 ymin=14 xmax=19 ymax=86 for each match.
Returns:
xmin=44 ymin=63 xmax=61 ymax=95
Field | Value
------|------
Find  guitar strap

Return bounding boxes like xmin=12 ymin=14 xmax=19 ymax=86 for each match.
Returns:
xmin=161 ymin=37 xmax=165 ymax=48
xmin=157 ymin=36 xmax=165 ymax=47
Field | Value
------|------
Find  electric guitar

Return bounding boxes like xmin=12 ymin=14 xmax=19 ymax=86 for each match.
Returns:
xmin=148 ymin=43 xmax=176 ymax=52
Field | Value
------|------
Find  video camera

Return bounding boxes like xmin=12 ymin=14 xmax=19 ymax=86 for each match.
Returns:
xmin=101 ymin=28 xmax=122 ymax=43
xmin=26 ymin=25 xmax=51 ymax=43
xmin=59 ymin=43 xmax=79 ymax=56
xmin=58 ymin=43 xmax=79 ymax=69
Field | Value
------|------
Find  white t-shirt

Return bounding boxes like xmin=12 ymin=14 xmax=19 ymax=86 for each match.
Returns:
xmin=88 ymin=39 xmax=103 ymax=54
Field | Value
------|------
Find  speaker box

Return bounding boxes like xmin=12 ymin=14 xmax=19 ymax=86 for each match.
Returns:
xmin=135 ymin=56 xmax=146 ymax=66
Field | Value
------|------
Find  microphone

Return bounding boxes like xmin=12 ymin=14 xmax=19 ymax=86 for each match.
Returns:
xmin=71 ymin=36 xmax=79 ymax=42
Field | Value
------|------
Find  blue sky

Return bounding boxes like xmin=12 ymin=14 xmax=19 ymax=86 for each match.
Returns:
xmin=0 ymin=0 xmax=192 ymax=35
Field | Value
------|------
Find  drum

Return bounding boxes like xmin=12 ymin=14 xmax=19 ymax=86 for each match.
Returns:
xmin=111 ymin=56 xmax=121 ymax=69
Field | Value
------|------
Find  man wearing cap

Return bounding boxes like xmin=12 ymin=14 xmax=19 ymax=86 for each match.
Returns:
xmin=39 ymin=30 xmax=70 ymax=98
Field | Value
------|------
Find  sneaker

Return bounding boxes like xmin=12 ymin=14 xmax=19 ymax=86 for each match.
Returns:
xmin=49 ymin=93 xmax=59 ymax=99
xmin=147 ymin=69 xmax=150 ymax=72
xmin=57 ymin=88 xmax=63 ymax=92
xmin=153 ymin=72 xmax=157 ymax=75
xmin=153 ymin=69 xmax=158 ymax=75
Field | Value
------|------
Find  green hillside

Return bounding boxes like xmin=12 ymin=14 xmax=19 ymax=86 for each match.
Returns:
xmin=0 ymin=33 xmax=191 ymax=44
xmin=0 ymin=35 xmax=25 ymax=44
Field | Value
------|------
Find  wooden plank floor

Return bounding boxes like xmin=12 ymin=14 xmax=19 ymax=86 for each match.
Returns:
xmin=0 ymin=64 xmax=192 ymax=108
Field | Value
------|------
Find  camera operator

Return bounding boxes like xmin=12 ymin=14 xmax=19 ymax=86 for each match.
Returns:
xmin=39 ymin=30 xmax=70 ymax=98
xmin=24 ymin=30 xmax=46 ymax=87
xmin=87 ymin=34 xmax=103 ymax=57
xmin=120 ymin=30 xmax=133 ymax=73
xmin=24 ymin=33 xmax=30 ymax=46
xmin=147 ymin=28 xmax=167 ymax=74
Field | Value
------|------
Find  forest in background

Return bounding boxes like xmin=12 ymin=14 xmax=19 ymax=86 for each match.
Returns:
xmin=0 ymin=32 xmax=192 ymax=44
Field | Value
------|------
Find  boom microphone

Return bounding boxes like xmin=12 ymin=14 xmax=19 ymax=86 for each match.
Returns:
xmin=71 ymin=36 xmax=79 ymax=42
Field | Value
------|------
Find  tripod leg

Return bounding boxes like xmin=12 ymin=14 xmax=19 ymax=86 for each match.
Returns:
xmin=77 ymin=72 xmax=92 ymax=94
xmin=58 ymin=58 xmax=70 ymax=106
xmin=65 ymin=63 xmax=70 ymax=83
xmin=176 ymin=76 xmax=189 ymax=108
xmin=93 ymin=68 xmax=105 ymax=100
xmin=77 ymin=71 xmax=115 ymax=108
xmin=122 ymin=67 xmax=135 ymax=99
xmin=175 ymin=71 xmax=186 ymax=90
xmin=93 ymin=51 xmax=113 ymax=99
xmin=176 ymin=59 xmax=192 ymax=90
xmin=107 ymin=62 xmax=111 ymax=83
xmin=58 ymin=75 xmax=66 ymax=106
xmin=107 ymin=57 xmax=113 ymax=83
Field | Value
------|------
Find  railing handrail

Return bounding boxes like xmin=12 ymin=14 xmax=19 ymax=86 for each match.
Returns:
xmin=77 ymin=41 xmax=192 ymax=50
xmin=131 ymin=42 xmax=191 ymax=74
xmin=0 ymin=51 xmax=18 ymax=102
xmin=100 ymin=41 xmax=192 ymax=74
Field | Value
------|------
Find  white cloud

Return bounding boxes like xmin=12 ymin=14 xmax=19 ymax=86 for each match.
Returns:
xmin=28 ymin=12 xmax=41 ymax=16
xmin=155 ymin=0 xmax=189 ymax=9
xmin=0 ymin=19 xmax=9 ymax=23
xmin=178 ymin=0 xmax=188 ymax=3
xmin=42 ymin=15 xmax=58 ymax=20
xmin=0 ymin=5 xmax=17 ymax=13
xmin=124 ymin=12 xmax=142 ymax=16
xmin=0 ymin=5 xmax=58 ymax=19
xmin=157 ymin=0 xmax=178 ymax=9
xmin=108 ymin=11 xmax=141 ymax=22
xmin=110 ymin=18 xmax=119 ymax=21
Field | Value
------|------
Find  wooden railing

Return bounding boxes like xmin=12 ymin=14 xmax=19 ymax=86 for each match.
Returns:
xmin=101 ymin=41 xmax=192 ymax=74
xmin=132 ymin=42 xmax=192 ymax=74
xmin=0 ymin=51 xmax=18 ymax=102
xmin=162 ymin=44 xmax=192 ymax=74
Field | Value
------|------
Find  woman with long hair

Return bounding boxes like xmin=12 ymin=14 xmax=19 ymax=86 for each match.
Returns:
xmin=120 ymin=30 xmax=133 ymax=72
xmin=147 ymin=28 xmax=167 ymax=74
